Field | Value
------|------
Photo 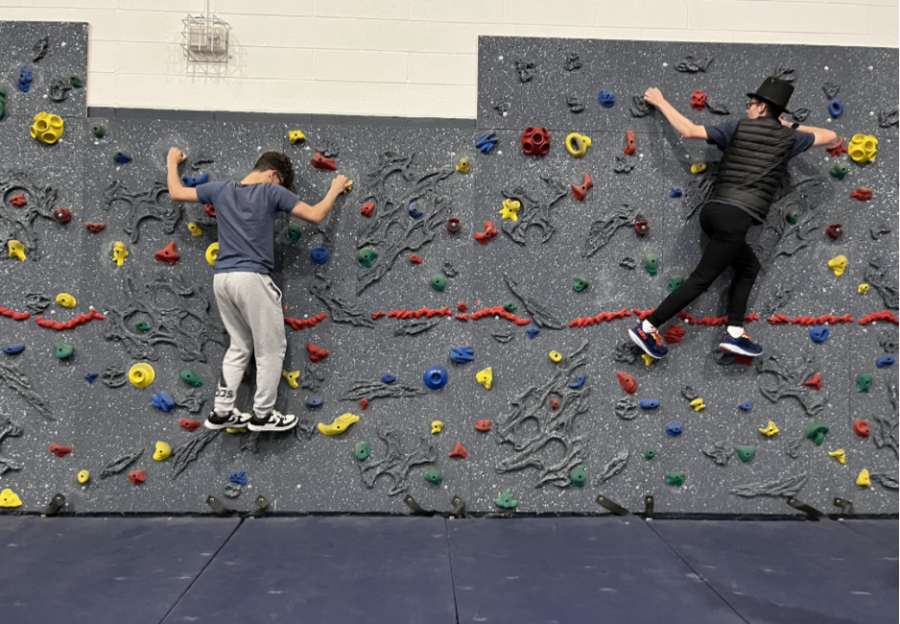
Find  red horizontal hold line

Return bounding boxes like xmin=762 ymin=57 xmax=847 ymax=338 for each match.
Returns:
xmin=35 ymin=309 xmax=104 ymax=331
xmin=0 ymin=305 xmax=30 ymax=322
xmin=284 ymin=313 xmax=328 ymax=331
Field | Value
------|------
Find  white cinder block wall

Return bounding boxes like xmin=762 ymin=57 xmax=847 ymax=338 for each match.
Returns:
xmin=1 ymin=0 xmax=897 ymax=118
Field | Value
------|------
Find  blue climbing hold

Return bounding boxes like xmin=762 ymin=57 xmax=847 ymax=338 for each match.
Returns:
xmin=408 ymin=202 xmax=423 ymax=219
xmin=309 ymin=246 xmax=331 ymax=265
xmin=450 ymin=346 xmax=475 ymax=363
xmin=876 ymin=355 xmax=896 ymax=369
xmin=738 ymin=401 xmax=753 ymax=411
xmin=1 ymin=344 xmax=25 ymax=356
xmin=84 ymin=372 xmax=99 ymax=384
xmin=526 ymin=327 xmax=540 ymax=339
xmin=665 ymin=421 xmax=683 ymax=437
xmin=228 ymin=471 xmax=248 ymax=486
xmin=828 ymin=98 xmax=844 ymax=119
xmin=381 ymin=373 xmax=397 ymax=384
xmin=113 ymin=151 xmax=133 ymax=165
xmin=18 ymin=66 xmax=32 ymax=92
xmin=669 ymin=187 xmax=683 ymax=198
xmin=150 ymin=391 xmax=176 ymax=412
xmin=809 ymin=326 xmax=830 ymax=343
xmin=567 ymin=376 xmax=586 ymax=389
xmin=181 ymin=172 xmax=210 ymax=188
xmin=639 ymin=399 xmax=660 ymax=410
xmin=597 ymin=89 xmax=616 ymax=108
xmin=475 ymin=132 xmax=499 ymax=154
xmin=423 ymin=365 xmax=448 ymax=390
xmin=306 ymin=395 xmax=324 ymax=409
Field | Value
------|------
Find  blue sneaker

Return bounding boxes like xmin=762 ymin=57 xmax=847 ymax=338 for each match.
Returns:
xmin=628 ymin=324 xmax=668 ymax=359
xmin=719 ymin=332 xmax=763 ymax=357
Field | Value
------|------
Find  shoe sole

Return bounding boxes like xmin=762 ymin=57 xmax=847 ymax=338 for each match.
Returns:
xmin=628 ymin=328 xmax=665 ymax=359
xmin=204 ymin=420 xmax=243 ymax=430
xmin=718 ymin=343 xmax=763 ymax=357
xmin=248 ymin=421 xmax=298 ymax=432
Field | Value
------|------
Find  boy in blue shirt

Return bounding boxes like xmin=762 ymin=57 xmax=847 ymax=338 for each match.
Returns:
xmin=167 ymin=148 xmax=349 ymax=431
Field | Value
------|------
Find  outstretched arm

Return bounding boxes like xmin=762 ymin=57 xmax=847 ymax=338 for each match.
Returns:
xmin=166 ymin=147 xmax=199 ymax=203
xmin=644 ymin=88 xmax=708 ymax=140
xmin=290 ymin=175 xmax=351 ymax=225
xmin=779 ymin=117 xmax=839 ymax=148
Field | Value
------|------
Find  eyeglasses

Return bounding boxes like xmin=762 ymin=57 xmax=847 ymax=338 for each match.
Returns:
xmin=745 ymin=100 xmax=761 ymax=110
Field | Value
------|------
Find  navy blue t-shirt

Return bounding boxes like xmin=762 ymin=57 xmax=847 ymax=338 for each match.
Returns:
xmin=704 ymin=120 xmax=815 ymax=156
xmin=196 ymin=181 xmax=299 ymax=275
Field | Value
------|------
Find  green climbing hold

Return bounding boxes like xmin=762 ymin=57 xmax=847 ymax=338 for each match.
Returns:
xmin=856 ymin=373 xmax=873 ymax=393
xmin=70 ymin=76 xmax=85 ymax=88
xmin=358 ymin=246 xmax=378 ymax=268
xmin=0 ymin=85 xmax=6 ymax=121
xmin=734 ymin=445 xmax=756 ymax=463
xmin=785 ymin=209 xmax=801 ymax=225
xmin=430 ymin=274 xmax=447 ymax=292
xmin=643 ymin=448 xmax=657 ymax=460
xmin=572 ymin=276 xmax=589 ymax=293
xmin=805 ymin=422 xmax=830 ymax=446
xmin=569 ymin=465 xmax=586 ymax=487
xmin=354 ymin=441 xmax=371 ymax=461
xmin=288 ymin=222 xmax=302 ymax=245
xmin=665 ymin=472 xmax=685 ymax=486
xmin=644 ymin=253 xmax=659 ymax=276
xmin=54 ymin=342 xmax=74 ymax=360
xmin=180 ymin=369 xmax=203 ymax=387
xmin=829 ymin=162 xmax=849 ymax=180
xmin=134 ymin=320 xmax=151 ymax=332
xmin=495 ymin=490 xmax=518 ymax=509
xmin=503 ymin=301 xmax=518 ymax=313
xmin=424 ymin=468 xmax=442 ymax=486
xmin=91 ymin=123 xmax=106 ymax=139
xmin=667 ymin=275 xmax=683 ymax=292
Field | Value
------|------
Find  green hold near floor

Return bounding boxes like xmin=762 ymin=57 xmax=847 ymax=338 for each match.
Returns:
xmin=180 ymin=369 xmax=203 ymax=387
xmin=424 ymin=469 xmax=442 ymax=486
xmin=569 ymin=465 xmax=586 ymax=487
xmin=734 ymin=445 xmax=756 ymax=463
xmin=666 ymin=472 xmax=685 ymax=486
xmin=354 ymin=441 xmax=370 ymax=461
xmin=55 ymin=342 xmax=74 ymax=360
xmin=805 ymin=422 xmax=830 ymax=446
xmin=495 ymin=491 xmax=517 ymax=509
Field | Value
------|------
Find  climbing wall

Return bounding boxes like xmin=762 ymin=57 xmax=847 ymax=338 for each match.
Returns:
xmin=0 ymin=27 xmax=897 ymax=515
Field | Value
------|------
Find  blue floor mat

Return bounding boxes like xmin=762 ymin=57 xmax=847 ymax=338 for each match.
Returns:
xmin=0 ymin=516 xmax=239 ymax=624
xmin=841 ymin=519 xmax=898 ymax=546
xmin=650 ymin=520 xmax=899 ymax=624
xmin=447 ymin=517 xmax=745 ymax=624
xmin=162 ymin=516 xmax=457 ymax=624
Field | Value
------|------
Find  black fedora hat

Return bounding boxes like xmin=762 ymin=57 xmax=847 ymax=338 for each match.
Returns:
xmin=746 ymin=76 xmax=794 ymax=111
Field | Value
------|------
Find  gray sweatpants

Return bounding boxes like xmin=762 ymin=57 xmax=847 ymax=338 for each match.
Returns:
xmin=213 ymin=272 xmax=286 ymax=419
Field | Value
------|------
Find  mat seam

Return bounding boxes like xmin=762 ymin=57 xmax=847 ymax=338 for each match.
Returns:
xmin=444 ymin=518 xmax=462 ymax=624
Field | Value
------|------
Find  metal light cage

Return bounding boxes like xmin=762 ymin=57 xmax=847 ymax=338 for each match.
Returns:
xmin=181 ymin=13 xmax=231 ymax=64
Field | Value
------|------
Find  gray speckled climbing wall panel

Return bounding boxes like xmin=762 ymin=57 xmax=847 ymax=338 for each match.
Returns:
xmin=0 ymin=29 xmax=897 ymax=516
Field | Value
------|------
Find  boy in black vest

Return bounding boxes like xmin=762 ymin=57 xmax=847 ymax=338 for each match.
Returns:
xmin=629 ymin=77 xmax=839 ymax=359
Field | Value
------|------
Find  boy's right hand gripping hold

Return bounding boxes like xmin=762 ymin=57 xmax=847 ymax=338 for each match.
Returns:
xmin=330 ymin=174 xmax=352 ymax=195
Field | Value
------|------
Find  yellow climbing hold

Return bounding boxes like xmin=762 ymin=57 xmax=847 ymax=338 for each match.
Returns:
xmin=342 ymin=180 xmax=353 ymax=194
xmin=641 ymin=354 xmax=654 ymax=367
xmin=565 ymin=132 xmax=592 ymax=158
xmin=828 ymin=449 xmax=846 ymax=465
xmin=226 ymin=427 xmax=247 ymax=434
xmin=858 ymin=283 xmax=869 ymax=295
xmin=848 ymin=134 xmax=878 ymax=163
xmin=691 ymin=162 xmax=707 ymax=174
xmin=77 ymin=470 xmax=90 ymax=484
xmin=549 ymin=351 xmax=563 ymax=363
xmin=113 ymin=241 xmax=129 ymax=267
xmin=856 ymin=468 xmax=871 ymax=487
xmin=153 ymin=441 xmax=172 ymax=461
xmin=187 ymin=222 xmax=203 ymax=237
xmin=205 ymin=242 xmax=219 ymax=267
xmin=431 ymin=420 xmax=443 ymax=434
xmin=128 ymin=362 xmax=156 ymax=388
xmin=758 ymin=421 xmax=779 ymax=437
xmin=56 ymin=293 xmax=76 ymax=308
xmin=828 ymin=254 xmax=848 ymax=276
xmin=455 ymin=157 xmax=470 ymax=173
xmin=289 ymin=129 xmax=306 ymax=144
xmin=476 ymin=367 xmax=493 ymax=390
xmin=690 ymin=397 xmax=706 ymax=412
xmin=317 ymin=413 xmax=360 ymax=436
xmin=0 ymin=488 xmax=22 ymax=508
xmin=30 ymin=111 xmax=64 ymax=144
xmin=7 ymin=239 xmax=26 ymax=261
xmin=282 ymin=370 xmax=300 ymax=389
xmin=499 ymin=199 xmax=521 ymax=222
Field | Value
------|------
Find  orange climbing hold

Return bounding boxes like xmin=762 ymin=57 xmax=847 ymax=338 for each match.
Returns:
xmin=623 ymin=130 xmax=636 ymax=155
xmin=409 ymin=254 xmax=422 ymax=264
xmin=35 ymin=308 xmax=104 ymax=331
xmin=49 ymin=443 xmax=72 ymax=457
xmin=448 ymin=442 xmax=468 ymax=459
xmin=571 ymin=173 xmax=593 ymax=201
xmin=0 ymin=304 xmax=30 ymax=322
xmin=616 ymin=371 xmax=637 ymax=394
xmin=154 ymin=241 xmax=180 ymax=265
xmin=9 ymin=193 xmax=27 ymax=207
xmin=804 ymin=373 xmax=823 ymax=390
xmin=475 ymin=419 xmax=491 ymax=432
xmin=128 ymin=470 xmax=146 ymax=485
xmin=306 ymin=342 xmax=329 ymax=363
xmin=664 ymin=324 xmax=686 ymax=344
xmin=474 ymin=221 xmax=498 ymax=244
xmin=360 ymin=202 xmax=375 ymax=218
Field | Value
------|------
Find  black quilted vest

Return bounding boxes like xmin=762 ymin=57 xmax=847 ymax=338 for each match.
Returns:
xmin=710 ymin=117 xmax=796 ymax=220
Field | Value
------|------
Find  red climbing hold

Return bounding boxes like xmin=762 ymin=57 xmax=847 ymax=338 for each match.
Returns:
xmin=475 ymin=419 xmax=492 ymax=432
xmin=804 ymin=373 xmax=823 ymax=390
xmin=179 ymin=418 xmax=201 ymax=432
xmin=850 ymin=187 xmax=873 ymax=201
xmin=664 ymin=324 xmax=686 ymax=344
xmin=826 ymin=223 xmax=843 ymax=240
xmin=154 ymin=241 xmax=180 ymax=266
xmin=550 ymin=398 xmax=560 ymax=410
xmin=570 ymin=173 xmax=593 ymax=201
xmin=446 ymin=217 xmax=461 ymax=234
xmin=521 ymin=126 xmax=551 ymax=156
xmin=690 ymin=90 xmax=708 ymax=111
xmin=457 ymin=302 xmax=468 ymax=313
xmin=128 ymin=470 xmax=146 ymax=485
xmin=285 ymin=312 xmax=329 ymax=331
xmin=858 ymin=310 xmax=899 ymax=325
xmin=360 ymin=202 xmax=375 ymax=218
xmin=409 ymin=254 xmax=422 ymax=264
xmin=306 ymin=342 xmax=329 ymax=363
xmin=732 ymin=354 xmax=754 ymax=366
xmin=826 ymin=138 xmax=848 ymax=157
xmin=634 ymin=220 xmax=649 ymax=237
xmin=49 ymin=444 xmax=72 ymax=458
xmin=853 ymin=419 xmax=870 ymax=437
xmin=474 ymin=221 xmax=498 ymax=244
xmin=616 ymin=371 xmax=637 ymax=394
xmin=359 ymin=398 xmax=369 ymax=411
xmin=85 ymin=222 xmax=106 ymax=233
xmin=52 ymin=208 xmax=72 ymax=224
xmin=0 ymin=305 xmax=31 ymax=322
xmin=448 ymin=442 xmax=468 ymax=459
xmin=623 ymin=130 xmax=636 ymax=155
xmin=9 ymin=193 xmax=27 ymax=207
xmin=205 ymin=204 xmax=217 ymax=218
xmin=311 ymin=152 xmax=338 ymax=170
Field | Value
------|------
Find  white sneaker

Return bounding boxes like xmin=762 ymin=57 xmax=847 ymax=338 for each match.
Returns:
xmin=205 ymin=408 xmax=252 ymax=430
xmin=248 ymin=410 xmax=298 ymax=432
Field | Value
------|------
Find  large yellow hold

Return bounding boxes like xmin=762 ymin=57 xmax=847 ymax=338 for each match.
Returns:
xmin=848 ymin=134 xmax=877 ymax=163
xmin=318 ymin=413 xmax=360 ymax=436
xmin=153 ymin=441 xmax=172 ymax=461
xmin=565 ymin=132 xmax=591 ymax=157
xmin=282 ymin=370 xmax=300 ymax=389
xmin=56 ymin=292 xmax=76 ymax=308
xmin=8 ymin=240 xmax=26 ymax=261
xmin=30 ymin=111 xmax=65 ymax=144
xmin=828 ymin=255 xmax=848 ymax=276
xmin=113 ymin=241 xmax=129 ymax=267
xmin=206 ymin=242 xmax=219 ymax=266
xmin=0 ymin=488 xmax=22 ymax=508
xmin=129 ymin=362 xmax=155 ymax=388
xmin=476 ymin=367 xmax=493 ymax=390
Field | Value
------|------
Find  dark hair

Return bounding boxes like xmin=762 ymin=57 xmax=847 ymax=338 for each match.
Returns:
xmin=760 ymin=100 xmax=783 ymax=119
xmin=253 ymin=151 xmax=294 ymax=189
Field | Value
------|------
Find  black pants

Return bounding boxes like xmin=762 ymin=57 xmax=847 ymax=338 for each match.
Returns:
xmin=648 ymin=202 xmax=761 ymax=328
